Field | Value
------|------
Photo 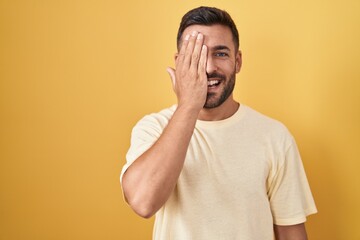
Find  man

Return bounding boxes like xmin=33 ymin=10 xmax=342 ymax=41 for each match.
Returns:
xmin=121 ymin=6 xmax=317 ymax=240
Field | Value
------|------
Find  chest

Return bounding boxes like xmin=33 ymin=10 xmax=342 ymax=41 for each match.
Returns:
xmin=179 ymin=127 xmax=274 ymax=198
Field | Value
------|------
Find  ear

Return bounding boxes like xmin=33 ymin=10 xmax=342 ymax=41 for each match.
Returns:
xmin=235 ymin=50 xmax=242 ymax=73
xmin=174 ymin=53 xmax=179 ymax=62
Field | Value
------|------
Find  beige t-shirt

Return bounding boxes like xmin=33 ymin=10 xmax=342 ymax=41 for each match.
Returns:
xmin=121 ymin=104 xmax=317 ymax=240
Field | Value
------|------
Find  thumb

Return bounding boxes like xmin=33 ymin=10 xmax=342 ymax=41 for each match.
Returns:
xmin=166 ymin=67 xmax=176 ymax=89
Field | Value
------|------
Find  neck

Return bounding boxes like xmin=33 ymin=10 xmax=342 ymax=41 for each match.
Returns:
xmin=197 ymin=96 xmax=239 ymax=121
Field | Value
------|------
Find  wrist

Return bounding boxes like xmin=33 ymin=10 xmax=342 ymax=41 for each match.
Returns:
xmin=175 ymin=103 xmax=202 ymax=120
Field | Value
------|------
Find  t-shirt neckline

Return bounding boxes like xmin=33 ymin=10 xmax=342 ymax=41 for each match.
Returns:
xmin=195 ymin=103 xmax=247 ymax=128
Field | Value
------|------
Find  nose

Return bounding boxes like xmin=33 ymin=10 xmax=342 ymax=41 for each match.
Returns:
xmin=206 ymin=56 xmax=218 ymax=74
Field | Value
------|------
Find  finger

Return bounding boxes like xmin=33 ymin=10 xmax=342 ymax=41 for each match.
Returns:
xmin=176 ymin=34 xmax=190 ymax=65
xmin=190 ymin=33 xmax=204 ymax=71
xmin=183 ymin=31 xmax=198 ymax=68
xmin=198 ymin=45 xmax=208 ymax=81
xmin=166 ymin=67 xmax=176 ymax=89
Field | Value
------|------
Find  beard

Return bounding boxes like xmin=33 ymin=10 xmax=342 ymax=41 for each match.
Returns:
xmin=204 ymin=70 xmax=236 ymax=109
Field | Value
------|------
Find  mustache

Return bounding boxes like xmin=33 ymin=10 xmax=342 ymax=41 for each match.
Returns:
xmin=207 ymin=72 xmax=226 ymax=80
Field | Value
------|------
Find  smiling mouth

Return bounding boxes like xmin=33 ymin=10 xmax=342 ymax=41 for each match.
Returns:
xmin=207 ymin=80 xmax=221 ymax=87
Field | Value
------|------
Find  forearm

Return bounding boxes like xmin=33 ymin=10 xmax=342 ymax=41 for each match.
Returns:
xmin=122 ymin=105 xmax=199 ymax=218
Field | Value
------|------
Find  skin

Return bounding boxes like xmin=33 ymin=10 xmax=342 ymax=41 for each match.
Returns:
xmin=122 ymin=24 xmax=308 ymax=240
xmin=274 ymin=224 xmax=308 ymax=240
xmin=168 ymin=24 xmax=242 ymax=121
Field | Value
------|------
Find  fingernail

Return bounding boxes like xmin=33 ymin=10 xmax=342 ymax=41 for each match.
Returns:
xmin=185 ymin=34 xmax=190 ymax=40
xmin=191 ymin=31 xmax=197 ymax=36
xmin=197 ymin=33 xmax=202 ymax=40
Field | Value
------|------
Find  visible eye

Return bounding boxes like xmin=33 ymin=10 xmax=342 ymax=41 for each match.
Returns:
xmin=215 ymin=52 xmax=229 ymax=57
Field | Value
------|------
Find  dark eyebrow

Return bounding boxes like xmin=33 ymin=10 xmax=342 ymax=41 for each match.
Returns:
xmin=211 ymin=45 xmax=231 ymax=52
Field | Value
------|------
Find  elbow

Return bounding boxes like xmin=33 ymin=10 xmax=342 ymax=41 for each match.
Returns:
xmin=126 ymin=195 xmax=157 ymax=219
xmin=123 ymin=182 xmax=157 ymax=218
xmin=133 ymin=205 xmax=156 ymax=219
xmin=122 ymin=169 xmax=160 ymax=218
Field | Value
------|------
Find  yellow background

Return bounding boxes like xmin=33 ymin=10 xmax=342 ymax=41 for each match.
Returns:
xmin=1 ymin=0 xmax=359 ymax=239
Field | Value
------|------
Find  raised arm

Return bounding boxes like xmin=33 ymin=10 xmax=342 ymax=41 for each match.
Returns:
xmin=122 ymin=31 xmax=207 ymax=218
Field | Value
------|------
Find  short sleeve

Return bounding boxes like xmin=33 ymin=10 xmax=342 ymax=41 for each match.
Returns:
xmin=267 ymin=137 xmax=317 ymax=226
xmin=120 ymin=115 xmax=163 ymax=184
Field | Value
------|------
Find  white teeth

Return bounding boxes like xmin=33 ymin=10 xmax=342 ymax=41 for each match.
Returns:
xmin=208 ymin=80 xmax=219 ymax=86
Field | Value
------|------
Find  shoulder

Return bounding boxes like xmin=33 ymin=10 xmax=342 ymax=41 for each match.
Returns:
xmin=244 ymin=105 xmax=288 ymax=131
xmin=242 ymin=105 xmax=294 ymax=144
xmin=133 ymin=105 xmax=177 ymax=131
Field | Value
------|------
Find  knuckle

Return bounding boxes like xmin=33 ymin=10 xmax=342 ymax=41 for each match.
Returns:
xmin=191 ymin=53 xmax=199 ymax=61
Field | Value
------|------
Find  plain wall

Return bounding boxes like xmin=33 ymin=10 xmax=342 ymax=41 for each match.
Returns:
xmin=0 ymin=0 xmax=359 ymax=239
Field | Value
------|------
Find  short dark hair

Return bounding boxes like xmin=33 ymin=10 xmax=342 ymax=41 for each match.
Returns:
xmin=177 ymin=6 xmax=240 ymax=51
